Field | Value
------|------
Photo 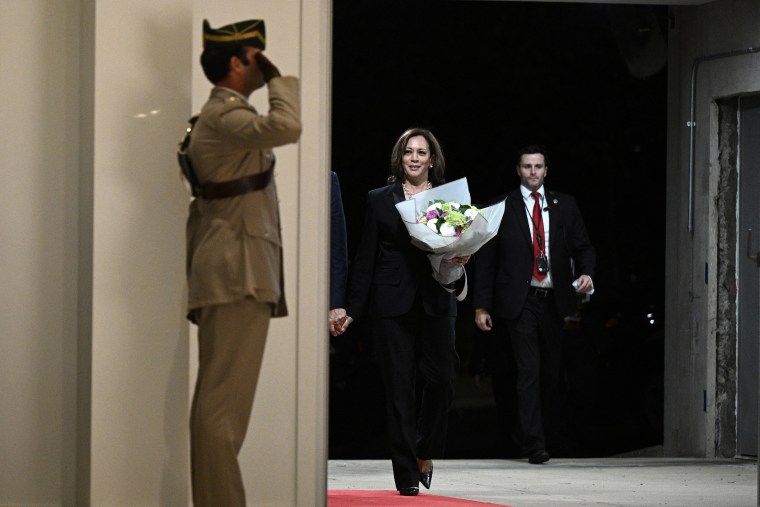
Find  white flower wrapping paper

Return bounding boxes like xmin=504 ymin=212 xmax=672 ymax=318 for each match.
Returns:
xmin=395 ymin=177 xmax=505 ymax=285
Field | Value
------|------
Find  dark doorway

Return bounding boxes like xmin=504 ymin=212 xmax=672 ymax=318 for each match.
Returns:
xmin=737 ymin=94 xmax=760 ymax=457
xmin=329 ymin=0 xmax=667 ymax=459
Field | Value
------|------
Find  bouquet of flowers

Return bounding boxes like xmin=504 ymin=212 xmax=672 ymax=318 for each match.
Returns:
xmin=395 ymin=178 xmax=504 ymax=294
xmin=417 ymin=200 xmax=481 ymax=237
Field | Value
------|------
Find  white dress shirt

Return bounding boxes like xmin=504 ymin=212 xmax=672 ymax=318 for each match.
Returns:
xmin=521 ymin=185 xmax=553 ymax=288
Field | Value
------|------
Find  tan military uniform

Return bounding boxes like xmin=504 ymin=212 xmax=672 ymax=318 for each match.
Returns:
xmin=187 ymin=76 xmax=301 ymax=316
xmin=186 ymin=76 xmax=301 ymax=507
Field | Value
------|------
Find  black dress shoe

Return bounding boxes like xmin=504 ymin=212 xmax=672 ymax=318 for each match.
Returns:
xmin=399 ymin=487 xmax=419 ymax=496
xmin=528 ymin=449 xmax=550 ymax=464
xmin=419 ymin=466 xmax=433 ymax=489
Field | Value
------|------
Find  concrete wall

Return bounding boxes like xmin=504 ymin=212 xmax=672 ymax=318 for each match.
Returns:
xmin=666 ymin=0 xmax=760 ymax=457
xmin=0 ymin=0 xmax=329 ymax=504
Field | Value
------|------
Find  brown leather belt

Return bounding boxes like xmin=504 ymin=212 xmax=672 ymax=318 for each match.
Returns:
xmin=200 ymin=165 xmax=274 ymax=200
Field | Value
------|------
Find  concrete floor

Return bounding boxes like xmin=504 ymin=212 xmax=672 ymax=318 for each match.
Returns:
xmin=328 ymin=457 xmax=757 ymax=506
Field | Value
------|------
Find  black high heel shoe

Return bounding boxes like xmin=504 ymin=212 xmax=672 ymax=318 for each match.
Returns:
xmin=417 ymin=459 xmax=433 ymax=489
xmin=399 ymin=487 xmax=419 ymax=496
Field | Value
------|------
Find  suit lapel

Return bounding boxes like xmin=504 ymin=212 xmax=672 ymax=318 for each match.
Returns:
xmin=508 ymin=189 xmax=533 ymax=248
xmin=546 ymin=188 xmax=558 ymax=219
xmin=391 ymin=181 xmax=404 ymax=206
xmin=546 ymin=190 xmax=561 ymax=256
xmin=383 ymin=182 xmax=408 ymax=236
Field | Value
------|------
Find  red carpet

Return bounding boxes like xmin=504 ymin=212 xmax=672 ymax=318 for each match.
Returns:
xmin=328 ymin=490 xmax=510 ymax=506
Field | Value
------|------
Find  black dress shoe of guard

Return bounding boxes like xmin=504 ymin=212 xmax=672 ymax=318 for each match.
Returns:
xmin=419 ymin=467 xmax=433 ymax=489
xmin=528 ymin=449 xmax=550 ymax=464
xmin=399 ymin=487 xmax=419 ymax=496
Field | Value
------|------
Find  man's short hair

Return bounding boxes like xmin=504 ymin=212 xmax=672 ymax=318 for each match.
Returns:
xmin=517 ymin=144 xmax=549 ymax=166
xmin=200 ymin=45 xmax=249 ymax=84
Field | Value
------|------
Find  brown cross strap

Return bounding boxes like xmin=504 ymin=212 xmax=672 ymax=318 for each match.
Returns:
xmin=200 ymin=164 xmax=274 ymax=200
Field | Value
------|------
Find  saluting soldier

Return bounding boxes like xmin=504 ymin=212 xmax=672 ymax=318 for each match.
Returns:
xmin=183 ymin=18 xmax=301 ymax=507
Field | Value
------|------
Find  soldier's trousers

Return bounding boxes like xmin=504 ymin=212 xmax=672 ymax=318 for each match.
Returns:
xmin=190 ymin=298 xmax=271 ymax=507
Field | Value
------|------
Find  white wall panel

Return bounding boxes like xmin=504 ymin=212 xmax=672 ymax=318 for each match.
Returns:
xmin=88 ymin=0 xmax=193 ymax=504
xmin=296 ymin=0 xmax=332 ymax=501
xmin=0 ymin=0 xmax=80 ymax=503
xmin=0 ymin=0 xmax=328 ymax=503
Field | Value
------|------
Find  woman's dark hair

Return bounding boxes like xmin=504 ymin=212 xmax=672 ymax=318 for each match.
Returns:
xmin=516 ymin=144 xmax=549 ymax=166
xmin=200 ymin=45 xmax=250 ymax=84
xmin=387 ymin=128 xmax=446 ymax=185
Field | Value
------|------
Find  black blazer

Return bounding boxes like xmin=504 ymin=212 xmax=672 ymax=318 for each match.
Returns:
xmin=330 ymin=172 xmax=348 ymax=309
xmin=472 ymin=188 xmax=595 ymax=320
xmin=346 ymin=182 xmax=458 ymax=320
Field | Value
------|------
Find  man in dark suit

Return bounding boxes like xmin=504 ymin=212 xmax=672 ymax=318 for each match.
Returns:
xmin=472 ymin=144 xmax=595 ymax=465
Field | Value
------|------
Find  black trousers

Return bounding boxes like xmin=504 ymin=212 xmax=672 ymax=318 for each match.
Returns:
xmin=503 ymin=291 xmax=563 ymax=455
xmin=373 ymin=312 xmax=459 ymax=490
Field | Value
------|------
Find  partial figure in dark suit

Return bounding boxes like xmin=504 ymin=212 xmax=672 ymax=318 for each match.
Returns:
xmin=331 ymin=128 xmax=469 ymax=496
xmin=472 ymin=145 xmax=595 ymax=465
xmin=329 ymin=172 xmax=348 ymax=327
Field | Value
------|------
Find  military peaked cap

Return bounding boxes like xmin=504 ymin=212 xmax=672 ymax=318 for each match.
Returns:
xmin=203 ymin=19 xmax=266 ymax=50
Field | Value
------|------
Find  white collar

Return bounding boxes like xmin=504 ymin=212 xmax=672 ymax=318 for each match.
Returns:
xmin=520 ymin=185 xmax=545 ymax=200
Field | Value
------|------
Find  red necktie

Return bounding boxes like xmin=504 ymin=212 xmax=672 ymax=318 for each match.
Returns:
xmin=532 ymin=191 xmax=546 ymax=281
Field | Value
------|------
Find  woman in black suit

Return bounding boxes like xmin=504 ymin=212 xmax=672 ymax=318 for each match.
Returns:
xmin=331 ymin=128 xmax=469 ymax=496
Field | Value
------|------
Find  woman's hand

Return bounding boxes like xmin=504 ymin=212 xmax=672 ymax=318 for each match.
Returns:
xmin=450 ymin=255 xmax=470 ymax=265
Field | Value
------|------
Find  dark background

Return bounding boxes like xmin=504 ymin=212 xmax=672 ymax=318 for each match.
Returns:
xmin=329 ymin=0 xmax=667 ymax=459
